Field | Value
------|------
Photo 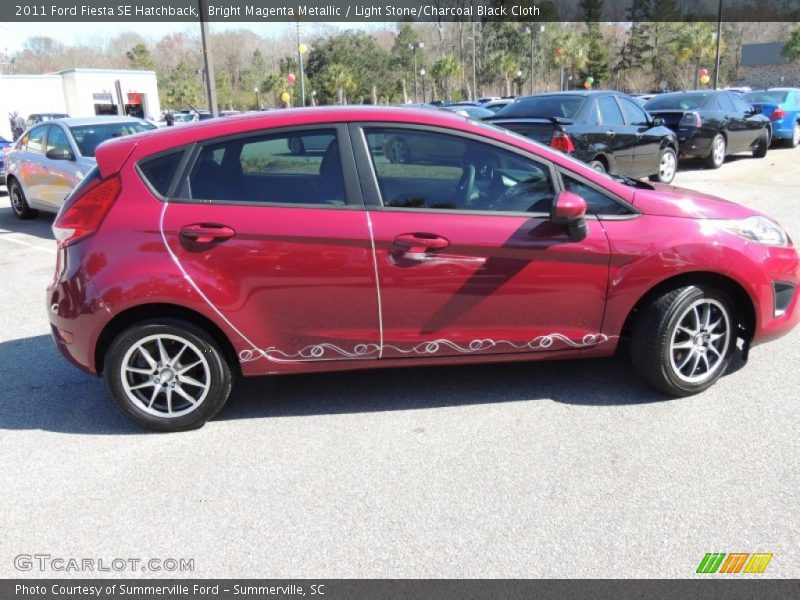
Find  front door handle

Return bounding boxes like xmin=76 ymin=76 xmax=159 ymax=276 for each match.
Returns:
xmin=392 ymin=233 xmax=450 ymax=260
xmin=180 ymin=223 xmax=236 ymax=244
xmin=606 ymin=130 xmax=616 ymax=137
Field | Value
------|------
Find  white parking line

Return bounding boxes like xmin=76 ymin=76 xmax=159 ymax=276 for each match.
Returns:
xmin=0 ymin=233 xmax=56 ymax=254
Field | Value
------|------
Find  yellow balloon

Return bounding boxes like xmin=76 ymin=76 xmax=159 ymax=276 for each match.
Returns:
xmin=299 ymin=44 xmax=308 ymax=54
xmin=281 ymin=92 xmax=291 ymax=104
xmin=700 ymin=74 xmax=711 ymax=85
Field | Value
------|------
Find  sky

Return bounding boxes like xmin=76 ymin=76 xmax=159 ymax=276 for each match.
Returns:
xmin=0 ymin=21 xmax=379 ymax=53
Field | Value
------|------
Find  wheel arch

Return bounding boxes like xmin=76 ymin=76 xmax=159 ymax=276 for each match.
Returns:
xmin=94 ymin=303 xmax=241 ymax=376
xmin=620 ymin=271 xmax=756 ymax=345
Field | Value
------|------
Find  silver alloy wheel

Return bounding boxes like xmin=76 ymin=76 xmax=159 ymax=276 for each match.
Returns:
xmin=793 ymin=123 xmax=800 ymax=147
xmin=712 ymin=136 xmax=726 ymax=166
xmin=659 ymin=150 xmax=676 ymax=182
xmin=120 ymin=333 xmax=211 ymax=418
xmin=387 ymin=139 xmax=409 ymax=163
xmin=669 ymin=298 xmax=731 ymax=384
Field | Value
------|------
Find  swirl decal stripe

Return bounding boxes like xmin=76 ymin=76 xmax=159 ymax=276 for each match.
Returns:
xmin=239 ymin=333 xmax=616 ymax=363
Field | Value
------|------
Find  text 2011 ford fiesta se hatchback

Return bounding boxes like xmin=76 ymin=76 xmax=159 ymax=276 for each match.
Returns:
xmin=47 ymin=107 xmax=799 ymax=431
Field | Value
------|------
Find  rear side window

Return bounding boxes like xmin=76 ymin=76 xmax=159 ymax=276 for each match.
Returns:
xmin=598 ymin=97 xmax=624 ymax=125
xmin=186 ymin=128 xmax=346 ymax=206
xmin=139 ymin=151 xmax=184 ymax=197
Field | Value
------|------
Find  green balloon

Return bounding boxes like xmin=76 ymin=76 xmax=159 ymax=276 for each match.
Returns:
xmin=586 ymin=76 xmax=595 ymax=84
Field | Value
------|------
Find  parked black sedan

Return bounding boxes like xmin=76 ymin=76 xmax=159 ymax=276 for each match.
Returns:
xmin=486 ymin=91 xmax=679 ymax=183
xmin=643 ymin=90 xmax=771 ymax=169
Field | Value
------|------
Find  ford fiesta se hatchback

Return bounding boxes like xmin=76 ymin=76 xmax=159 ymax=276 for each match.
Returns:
xmin=47 ymin=107 xmax=799 ymax=431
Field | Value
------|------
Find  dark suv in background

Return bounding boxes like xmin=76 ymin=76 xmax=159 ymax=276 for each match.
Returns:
xmin=487 ymin=91 xmax=678 ymax=183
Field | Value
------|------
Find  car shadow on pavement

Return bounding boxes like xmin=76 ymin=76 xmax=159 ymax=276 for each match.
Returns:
xmin=0 ymin=334 xmax=747 ymax=434
xmin=0 ymin=206 xmax=56 ymax=240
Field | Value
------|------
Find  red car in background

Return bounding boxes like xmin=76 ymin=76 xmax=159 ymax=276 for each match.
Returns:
xmin=47 ymin=107 xmax=799 ymax=431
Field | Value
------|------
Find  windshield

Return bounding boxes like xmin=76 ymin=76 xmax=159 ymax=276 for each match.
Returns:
xmin=494 ymin=95 xmax=585 ymax=119
xmin=644 ymin=93 xmax=709 ymax=111
xmin=69 ymin=121 xmax=155 ymax=157
xmin=745 ymin=91 xmax=789 ymax=104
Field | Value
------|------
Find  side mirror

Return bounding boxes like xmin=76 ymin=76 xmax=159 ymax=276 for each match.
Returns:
xmin=550 ymin=190 xmax=588 ymax=242
xmin=46 ymin=147 xmax=74 ymax=161
xmin=652 ymin=117 xmax=665 ymax=127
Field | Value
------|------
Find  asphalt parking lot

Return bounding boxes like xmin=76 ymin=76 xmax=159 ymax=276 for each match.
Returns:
xmin=1 ymin=147 xmax=798 ymax=579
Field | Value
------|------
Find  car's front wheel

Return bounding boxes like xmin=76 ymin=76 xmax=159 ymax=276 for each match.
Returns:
xmin=105 ymin=319 xmax=233 ymax=431
xmin=631 ymin=285 xmax=736 ymax=396
xmin=8 ymin=179 xmax=38 ymax=220
xmin=649 ymin=147 xmax=677 ymax=184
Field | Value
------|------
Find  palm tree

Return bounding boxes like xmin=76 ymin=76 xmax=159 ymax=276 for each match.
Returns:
xmin=325 ymin=64 xmax=356 ymax=104
xmin=671 ymin=23 xmax=719 ymax=88
xmin=489 ymin=51 xmax=520 ymax=96
xmin=431 ymin=56 xmax=462 ymax=101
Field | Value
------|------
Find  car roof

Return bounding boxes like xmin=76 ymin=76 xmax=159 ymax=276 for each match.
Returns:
xmin=49 ymin=116 xmax=150 ymax=127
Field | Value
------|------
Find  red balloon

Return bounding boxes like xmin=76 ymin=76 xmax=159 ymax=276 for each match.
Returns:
xmin=699 ymin=68 xmax=709 ymax=77
xmin=286 ymin=73 xmax=296 ymax=85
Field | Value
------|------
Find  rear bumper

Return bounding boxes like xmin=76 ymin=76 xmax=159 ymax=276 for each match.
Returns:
xmin=770 ymin=121 xmax=796 ymax=139
xmin=676 ymin=129 xmax=713 ymax=158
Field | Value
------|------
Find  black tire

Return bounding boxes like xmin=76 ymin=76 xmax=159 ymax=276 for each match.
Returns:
xmin=648 ymin=147 xmax=677 ymax=184
xmin=704 ymin=134 xmax=726 ymax=169
xmin=288 ymin=136 xmax=305 ymax=155
xmin=587 ymin=159 xmax=606 ymax=173
xmin=630 ymin=285 xmax=736 ymax=397
xmin=752 ymin=129 xmax=769 ymax=158
xmin=105 ymin=319 xmax=233 ymax=432
xmin=8 ymin=179 xmax=38 ymax=220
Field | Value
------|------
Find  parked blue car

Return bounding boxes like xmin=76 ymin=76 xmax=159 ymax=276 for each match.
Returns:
xmin=745 ymin=88 xmax=800 ymax=147
xmin=0 ymin=135 xmax=12 ymax=185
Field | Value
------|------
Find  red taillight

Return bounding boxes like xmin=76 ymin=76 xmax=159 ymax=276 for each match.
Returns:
xmin=771 ymin=107 xmax=786 ymax=121
xmin=550 ymin=129 xmax=575 ymax=153
xmin=52 ymin=175 xmax=121 ymax=249
xmin=680 ymin=112 xmax=702 ymax=128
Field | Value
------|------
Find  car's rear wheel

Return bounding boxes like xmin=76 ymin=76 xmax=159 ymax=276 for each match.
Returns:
xmin=631 ymin=285 xmax=736 ymax=396
xmin=105 ymin=319 xmax=233 ymax=432
xmin=8 ymin=179 xmax=38 ymax=220
xmin=587 ymin=158 xmax=606 ymax=173
xmin=789 ymin=122 xmax=800 ymax=148
xmin=385 ymin=137 xmax=411 ymax=164
xmin=704 ymin=134 xmax=726 ymax=169
xmin=288 ymin=136 xmax=305 ymax=155
xmin=752 ymin=129 xmax=769 ymax=158
xmin=648 ymin=147 xmax=677 ymax=184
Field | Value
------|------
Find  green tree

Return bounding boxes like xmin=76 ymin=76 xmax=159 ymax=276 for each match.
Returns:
xmin=323 ymin=64 xmax=357 ymax=104
xmin=126 ymin=43 xmax=154 ymax=70
xmin=489 ymin=51 xmax=520 ymax=96
xmin=164 ymin=60 xmax=200 ymax=108
xmin=580 ymin=0 xmax=610 ymax=83
xmin=782 ymin=26 xmax=800 ymax=61
xmin=431 ymin=56 xmax=462 ymax=101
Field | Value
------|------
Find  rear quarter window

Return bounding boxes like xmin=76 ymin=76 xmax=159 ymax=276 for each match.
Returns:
xmin=138 ymin=151 xmax=184 ymax=197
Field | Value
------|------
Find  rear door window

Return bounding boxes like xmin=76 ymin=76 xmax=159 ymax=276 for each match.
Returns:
xmin=186 ymin=128 xmax=347 ymax=206
xmin=598 ymin=97 xmax=625 ymax=125
xmin=46 ymin=126 xmax=71 ymax=155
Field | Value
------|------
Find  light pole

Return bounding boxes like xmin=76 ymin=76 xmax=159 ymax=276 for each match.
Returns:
xmin=409 ymin=42 xmax=424 ymax=102
xmin=297 ymin=26 xmax=307 ymax=106
xmin=197 ymin=0 xmax=218 ymax=117
xmin=713 ymin=0 xmax=723 ymax=89
xmin=420 ymin=68 xmax=426 ymax=103
xmin=524 ymin=25 xmax=545 ymax=95
xmin=254 ymin=87 xmax=260 ymax=110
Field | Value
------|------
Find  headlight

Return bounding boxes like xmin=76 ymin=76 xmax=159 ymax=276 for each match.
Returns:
xmin=722 ymin=216 xmax=790 ymax=247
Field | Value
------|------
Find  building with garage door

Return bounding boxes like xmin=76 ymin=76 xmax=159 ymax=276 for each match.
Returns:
xmin=0 ymin=68 xmax=160 ymax=141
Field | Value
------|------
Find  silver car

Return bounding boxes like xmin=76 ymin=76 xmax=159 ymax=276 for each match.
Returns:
xmin=5 ymin=116 xmax=155 ymax=219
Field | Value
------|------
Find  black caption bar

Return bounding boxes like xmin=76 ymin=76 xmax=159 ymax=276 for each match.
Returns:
xmin=3 ymin=0 xmax=800 ymax=22
xmin=3 ymin=579 xmax=800 ymax=600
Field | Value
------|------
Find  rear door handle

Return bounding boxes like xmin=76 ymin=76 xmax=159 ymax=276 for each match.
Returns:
xmin=180 ymin=223 xmax=236 ymax=244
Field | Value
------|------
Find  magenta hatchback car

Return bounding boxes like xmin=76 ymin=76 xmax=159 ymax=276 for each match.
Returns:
xmin=47 ymin=107 xmax=799 ymax=431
